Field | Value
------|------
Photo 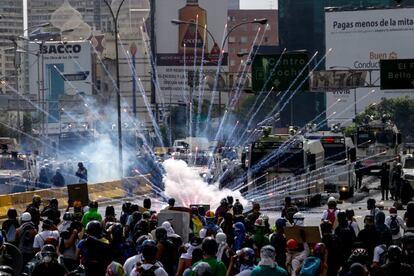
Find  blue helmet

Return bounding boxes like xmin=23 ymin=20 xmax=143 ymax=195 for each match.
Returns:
xmin=236 ymin=247 xmax=255 ymax=265
xmin=234 ymin=222 xmax=246 ymax=235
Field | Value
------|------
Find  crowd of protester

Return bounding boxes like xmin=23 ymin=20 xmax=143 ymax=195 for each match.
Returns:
xmin=0 ymin=194 xmax=414 ymax=276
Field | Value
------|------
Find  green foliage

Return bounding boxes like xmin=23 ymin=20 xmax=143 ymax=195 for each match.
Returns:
xmin=356 ymin=97 xmax=414 ymax=141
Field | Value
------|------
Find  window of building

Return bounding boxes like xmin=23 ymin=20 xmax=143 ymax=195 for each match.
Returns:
xmin=230 ymin=60 xmax=236 ymax=67
xmin=228 ymin=36 xmax=236 ymax=43
xmin=240 ymin=36 xmax=248 ymax=43
xmin=264 ymin=37 xmax=269 ymax=43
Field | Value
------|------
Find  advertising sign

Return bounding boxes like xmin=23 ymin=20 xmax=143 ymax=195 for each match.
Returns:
xmin=325 ymin=8 xmax=414 ymax=125
xmin=155 ymin=0 xmax=228 ymax=104
xmin=310 ymin=70 xmax=368 ymax=91
xmin=28 ymin=41 xmax=92 ymax=123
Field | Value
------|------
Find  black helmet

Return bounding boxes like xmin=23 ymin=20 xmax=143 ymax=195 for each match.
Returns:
xmin=50 ymin=198 xmax=58 ymax=207
xmin=142 ymin=239 xmax=157 ymax=260
xmin=122 ymin=202 xmax=131 ymax=213
xmin=89 ymin=201 xmax=98 ymax=209
xmin=220 ymin=198 xmax=228 ymax=206
xmin=202 ymin=237 xmax=218 ymax=256
xmin=168 ymin=198 xmax=175 ymax=206
xmin=346 ymin=208 xmax=355 ymax=218
xmin=86 ymin=220 xmax=102 ymax=238
xmin=63 ymin=212 xmax=73 ymax=221
xmin=105 ymin=205 xmax=115 ymax=217
xmin=109 ymin=223 xmax=123 ymax=239
xmin=6 ymin=208 xmax=17 ymax=219
xmin=387 ymin=245 xmax=402 ymax=262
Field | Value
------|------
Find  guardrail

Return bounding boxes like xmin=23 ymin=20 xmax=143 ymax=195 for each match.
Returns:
xmin=0 ymin=175 xmax=152 ymax=218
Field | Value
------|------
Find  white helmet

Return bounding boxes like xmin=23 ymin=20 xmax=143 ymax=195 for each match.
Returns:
xmin=293 ymin=212 xmax=305 ymax=226
xmin=21 ymin=212 xmax=32 ymax=222
xmin=293 ymin=212 xmax=305 ymax=220
xmin=328 ymin=197 xmax=336 ymax=203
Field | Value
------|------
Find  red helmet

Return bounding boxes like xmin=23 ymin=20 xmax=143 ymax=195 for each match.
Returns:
xmin=287 ymin=239 xmax=299 ymax=250
xmin=254 ymin=218 xmax=265 ymax=227
xmin=205 ymin=210 xmax=215 ymax=219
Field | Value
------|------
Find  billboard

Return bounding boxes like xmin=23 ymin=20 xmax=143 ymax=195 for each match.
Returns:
xmin=28 ymin=41 xmax=92 ymax=123
xmin=154 ymin=0 xmax=228 ymax=104
xmin=325 ymin=8 xmax=414 ymax=125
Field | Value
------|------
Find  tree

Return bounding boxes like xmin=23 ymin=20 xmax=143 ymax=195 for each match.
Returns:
xmin=355 ymin=97 xmax=414 ymax=142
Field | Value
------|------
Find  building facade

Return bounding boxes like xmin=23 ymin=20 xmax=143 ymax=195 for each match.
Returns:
xmin=0 ymin=0 xmax=23 ymax=95
xmin=228 ymin=0 xmax=240 ymax=9
xmin=227 ymin=9 xmax=278 ymax=87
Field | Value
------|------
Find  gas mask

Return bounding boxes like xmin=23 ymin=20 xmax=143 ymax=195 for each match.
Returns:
xmin=42 ymin=253 xmax=54 ymax=263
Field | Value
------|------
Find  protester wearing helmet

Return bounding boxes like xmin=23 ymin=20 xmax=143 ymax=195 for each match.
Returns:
xmin=199 ymin=210 xmax=222 ymax=239
xmin=385 ymin=207 xmax=406 ymax=246
xmin=233 ymin=199 xmax=245 ymax=224
xmin=292 ymin=212 xmax=305 ymax=227
xmin=269 ymin=218 xmax=288 ymax=270
xmin=58 ymin=212 xmax=73 ymax=233
xmin=281 ymin=196 xmax=299 ymax=225
xmin=233 ymin=247 xmax=256 ymax=275
xmin=286 ymin=238 xmax=309 ymax=276
xmin=321 ymin=197 xmax=338 ymax=226
xmin=379 ymin=245 xmax=414 ymax=276
xmin=59 ymin=220 xmax=83 ymax=272
xmin=81 ymin=201 xmax=102 ymax=227
xmin=16 ymin=212 xmax=37 ymax=265
xmin=252 ymin=218 xmax=270 ymax=254
xmin=298 ymin=243 xmax=328 ymax=276
xmin=31 ymin=244 xmax=67 ymax=276
xmin=251 ymin=245 xmax=288 ymax=275
xmin=76 ymin=220 xmax=112 ymax=276
xmin=356 ymin=215 xmax=380 ymax=261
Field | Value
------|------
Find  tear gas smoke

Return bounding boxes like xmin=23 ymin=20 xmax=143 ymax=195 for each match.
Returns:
xmin=163 ymin=159 xmax=247 ymax=209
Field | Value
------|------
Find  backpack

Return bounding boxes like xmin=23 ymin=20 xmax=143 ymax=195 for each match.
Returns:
xmin=5 ymin=224 xmax=16 ymax=243
xmin=137 ymin=265 xmax=159 ymax=276
xmin=18 ymin=222 xmax=36 ymax=254
xmin=389 ymin=216 xmax=400 ymax=235
xmin=326 ymin=209 xmax=336 ymax=225
xmin=299 ymin=256 xmax=321 ymax=276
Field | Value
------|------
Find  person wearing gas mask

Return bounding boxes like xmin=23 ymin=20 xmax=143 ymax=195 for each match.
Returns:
xmin=31 ymin=244 xmax=67 ymax=276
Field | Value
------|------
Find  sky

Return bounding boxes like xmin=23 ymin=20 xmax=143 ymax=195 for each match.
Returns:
xmin=240 ymin=0 xmax=278 ymax=9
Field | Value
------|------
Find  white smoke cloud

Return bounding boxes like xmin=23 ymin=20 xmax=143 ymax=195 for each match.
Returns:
xmin=163 ymin=159 xmax=248 ymax=209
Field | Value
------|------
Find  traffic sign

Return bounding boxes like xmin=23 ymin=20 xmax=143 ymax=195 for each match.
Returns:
xmin=252 ymin=52 xmax=309 ymax=92
xmin=380 ymin=59 xmax=414 ymax=90
xmin=310 ymin=70 xmax=367 ymax=91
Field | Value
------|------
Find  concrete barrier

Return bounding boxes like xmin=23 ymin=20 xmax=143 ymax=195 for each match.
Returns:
xmin=0 ymin=175 xmax=152 ymax=218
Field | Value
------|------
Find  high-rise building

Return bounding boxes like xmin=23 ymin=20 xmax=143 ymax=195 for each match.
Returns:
xmin=0 ymin=0 xmax=23 ymax=95
xmin=228 ymin=0 xmax=240 ymax=9
xmin=28 ymin=0 xmax=105 ymax=30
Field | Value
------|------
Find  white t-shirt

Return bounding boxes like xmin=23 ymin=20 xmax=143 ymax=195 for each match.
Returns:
xmin=373 ymin=245 xmax=387 ymax=264
xmin=130 ymin=264 xmax=168 ymax=276
xmin=33 ymin=230 xmax=60 ymax=249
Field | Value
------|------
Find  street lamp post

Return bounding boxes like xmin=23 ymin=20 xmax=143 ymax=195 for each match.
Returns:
xmin=103 ymin=0 xmax=127 ymax=177
xmin=171 ymin=18 xmax=268 ymax=118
